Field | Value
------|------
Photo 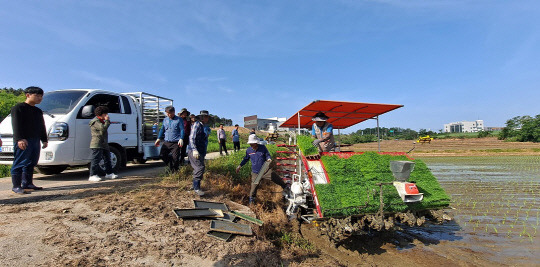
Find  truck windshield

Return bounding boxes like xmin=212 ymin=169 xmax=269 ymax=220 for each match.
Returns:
xmin=37 ymin=90 xmax=87 ymax=115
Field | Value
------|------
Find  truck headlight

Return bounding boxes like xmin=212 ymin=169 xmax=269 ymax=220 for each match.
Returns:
xmin=48 ymin=122 xmax=69 ymax=141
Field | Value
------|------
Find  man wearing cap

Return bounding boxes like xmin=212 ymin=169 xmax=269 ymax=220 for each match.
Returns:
xmin=178 ymin=108 xmax=191 ymax=165
xmin=236 ymin=134 xmax=288 ymax=204
xmin=188 ymin=110 xmax=211 ymax=196
xmin=311 ymin=112 xmax=335 ymax=153
xmin=155 ymin=106 xmax=184 ymax=172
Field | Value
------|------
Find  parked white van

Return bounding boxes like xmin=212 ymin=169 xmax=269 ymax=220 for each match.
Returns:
xmin=0 ymin=89 xmax=171 ymax=174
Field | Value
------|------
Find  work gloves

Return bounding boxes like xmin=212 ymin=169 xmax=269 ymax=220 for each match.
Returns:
xmin=193 ymin=150 xmax=200 ymax=159
xmin=312 ymin=139 xmax=322 ymax=147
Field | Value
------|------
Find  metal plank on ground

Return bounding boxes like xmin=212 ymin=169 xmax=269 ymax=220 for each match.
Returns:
xmin=206 ymin=231 xmax=233 ymax=242
xmin=172 ymin=208 xmax=224 ymax=219
xmin=210 ymin=220 xmax=253 ymax=236
xmin=229 ymin=210 xmax=263 ymax=226
xmin=193 ymin=200 xmax=229 ymax=211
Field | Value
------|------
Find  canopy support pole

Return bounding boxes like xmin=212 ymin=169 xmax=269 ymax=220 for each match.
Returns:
xmin=377 ymin=116 xmax=381 ymax=152
xmin=297 ymin=112 xmax=301 ymax=136
xmin=338 ymin=129 xmax=341 ymax=152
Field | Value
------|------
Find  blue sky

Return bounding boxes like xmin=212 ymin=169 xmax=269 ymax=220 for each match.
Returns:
xmin=1 ymin=0 xmax=539 ymax=133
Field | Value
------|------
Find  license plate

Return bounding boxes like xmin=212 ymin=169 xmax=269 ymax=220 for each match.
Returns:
xmin=0 ymin=146 xmax=13 ymax=153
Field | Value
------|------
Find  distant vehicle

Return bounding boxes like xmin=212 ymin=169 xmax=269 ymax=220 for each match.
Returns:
xmin=417 ymin=135 xmax=433 ymax=144
xmin=0 ymin=89 xmax=172 ymax=174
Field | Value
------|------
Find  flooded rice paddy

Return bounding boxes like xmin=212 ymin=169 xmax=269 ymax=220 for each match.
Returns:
xmin=421 ymin=155 xmax=539 ymax=265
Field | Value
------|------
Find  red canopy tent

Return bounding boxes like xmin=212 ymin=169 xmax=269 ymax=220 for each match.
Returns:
xmin=280 ymin=100 xmax=403 ymax=129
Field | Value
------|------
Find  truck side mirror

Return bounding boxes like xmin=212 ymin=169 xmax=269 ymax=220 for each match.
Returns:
xmin=81 ymin=105 xmax=95 ymax=119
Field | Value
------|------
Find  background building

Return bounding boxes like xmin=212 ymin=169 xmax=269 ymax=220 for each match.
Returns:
xmin=244 ymin=115 xmax=290 ymax=132
xmin=444 ymin=120 xmax=485 ymax=133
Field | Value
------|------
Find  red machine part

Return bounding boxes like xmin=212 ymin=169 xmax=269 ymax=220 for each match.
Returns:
xmin=404 ymin=183 xmax=420 ymax=194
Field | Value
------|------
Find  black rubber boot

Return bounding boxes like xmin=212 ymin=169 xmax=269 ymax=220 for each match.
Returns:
xmin=22 ymin=172 xmax=43 ymax=190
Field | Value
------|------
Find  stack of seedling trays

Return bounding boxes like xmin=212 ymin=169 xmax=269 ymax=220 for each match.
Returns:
xmin=173 ymin=200 xmax=263 ymax=241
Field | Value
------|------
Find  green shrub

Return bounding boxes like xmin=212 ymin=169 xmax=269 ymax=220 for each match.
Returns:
xmin=315 ymin=152 xmax=450 ymax=217
xmin=0 ymin=165 xmax=10 ymax=178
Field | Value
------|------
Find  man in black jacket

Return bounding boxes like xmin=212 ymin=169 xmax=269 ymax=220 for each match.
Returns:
xmin=10 ymin=86 xmax=48 ymax=194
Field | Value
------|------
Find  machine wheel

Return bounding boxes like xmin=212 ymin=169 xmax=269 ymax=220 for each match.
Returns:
xmin=99 ymin=146 xmax=122 ymax=173
xmin=37 ymin=165 xmax=68 ymax=175
xmin=133 ymin=157 xmax=147 ymax=164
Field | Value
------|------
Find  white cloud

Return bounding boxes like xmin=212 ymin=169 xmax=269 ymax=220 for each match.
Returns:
xmin=71 ymin=70 xmax=132 ymax=90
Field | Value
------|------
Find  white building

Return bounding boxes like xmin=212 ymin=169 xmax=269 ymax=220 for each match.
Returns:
xmin=444 ymin=120 xmax=484 ymax=133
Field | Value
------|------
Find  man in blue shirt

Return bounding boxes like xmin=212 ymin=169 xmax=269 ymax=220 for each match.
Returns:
xmin=311 ymin=112 xmax=335 ymax=153
xmin=188 ymin=110 xmax=211 ymax=196
xmin=155 ymin=106 xmax=184 ymax=172
xmin=236 ymin=134 xmax=288 ymax=204
xmin=231 ymin=124 xmax=240 ymax=152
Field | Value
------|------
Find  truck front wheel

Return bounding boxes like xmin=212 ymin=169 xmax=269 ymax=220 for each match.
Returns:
xmin=99 ymin=146 xmax=122 ymax=174
xmin=37 ymin=165 xmax=68 ymax=175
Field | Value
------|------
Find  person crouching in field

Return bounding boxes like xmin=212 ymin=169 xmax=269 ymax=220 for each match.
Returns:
xmin=88 ymin=106 xmax=118 ymax=182
xmin=235 ymin=134 xmax=288 ymax=204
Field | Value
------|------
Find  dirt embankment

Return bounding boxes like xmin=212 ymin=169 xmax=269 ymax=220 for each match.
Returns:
xmin=350 ymin=137 xmax=540 ymax=157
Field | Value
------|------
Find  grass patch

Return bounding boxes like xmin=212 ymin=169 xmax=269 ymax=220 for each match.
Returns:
xmin=315 ymin=152 xmax=451 ymax=217
xmin=207 ymin=130 xmax=251 ymax=153
xmin=0 ymin=165 xmax=10 ymax=178
xmin=274 ymin=230 xmax=316 ymax=252
xmin=206 ymin=145 xmax=279 ymax=182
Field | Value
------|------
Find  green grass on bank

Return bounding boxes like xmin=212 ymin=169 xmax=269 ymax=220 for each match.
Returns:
xmin=315 ymin=152 xmax=451 ymax=217
xmin=207 ymin=130 xmax=251 ymax=153
xmin=0 ymin=165 xmax=10 ymax=178
xmin=206 ymin=144 xmax=278 ymax=182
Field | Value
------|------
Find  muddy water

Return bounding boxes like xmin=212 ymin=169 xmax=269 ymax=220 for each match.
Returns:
xmin=419 ymin=156 xmax=540 ymax=265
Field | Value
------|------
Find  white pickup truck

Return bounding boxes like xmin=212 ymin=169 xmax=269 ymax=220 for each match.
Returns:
xmin=0 ymin=89 xmax=172 ymax=174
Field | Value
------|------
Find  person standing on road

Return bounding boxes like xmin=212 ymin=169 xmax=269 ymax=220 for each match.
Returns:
xmin=217 ymin=124 xmax=228 ymax=156
xmin=311 ymin=112 xmax=335 ymax=153
xmin=188 ymin=110 xmax=211 ymax=196
xmin=236 ymin=134 xmax=288 ymax=204
xmin=89 ymin=106 xmax=119 ymax=182
xmin=155 ymin=106 xmax=185 ymax=173
xmin=178 ymin=108 xmax=191 ymax=166
xmin=10 ymin=86 xmax=48 ymax=194
xmin=231 ymin=124 xmax=240 ymax=152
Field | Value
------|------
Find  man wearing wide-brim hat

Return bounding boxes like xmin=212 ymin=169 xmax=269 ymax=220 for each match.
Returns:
xmin=236 ymin=134 xmax=289 ymax=204
xmin=187 ymin=110 xmax=211 ymax=196
xmin=311 ymin=112 xmax=335 ymax=153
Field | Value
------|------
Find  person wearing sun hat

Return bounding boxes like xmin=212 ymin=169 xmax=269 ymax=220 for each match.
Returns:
xmin=311 ymin=112 xmax=335 ymax=153
xmin=236 ymin=134 xmax=289 ymax=204
xmin=188 ymin=110 xmax=211 ymax=196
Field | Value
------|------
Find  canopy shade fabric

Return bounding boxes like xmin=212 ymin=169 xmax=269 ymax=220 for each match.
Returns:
xmin=280 ymin=100 xmax=403 ymax=129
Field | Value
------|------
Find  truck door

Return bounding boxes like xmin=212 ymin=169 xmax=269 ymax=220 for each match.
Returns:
xmin=74 ymin=93 xmax=127 ymax=161
xmin=120 ymin=95 xmax=137 ymax=147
